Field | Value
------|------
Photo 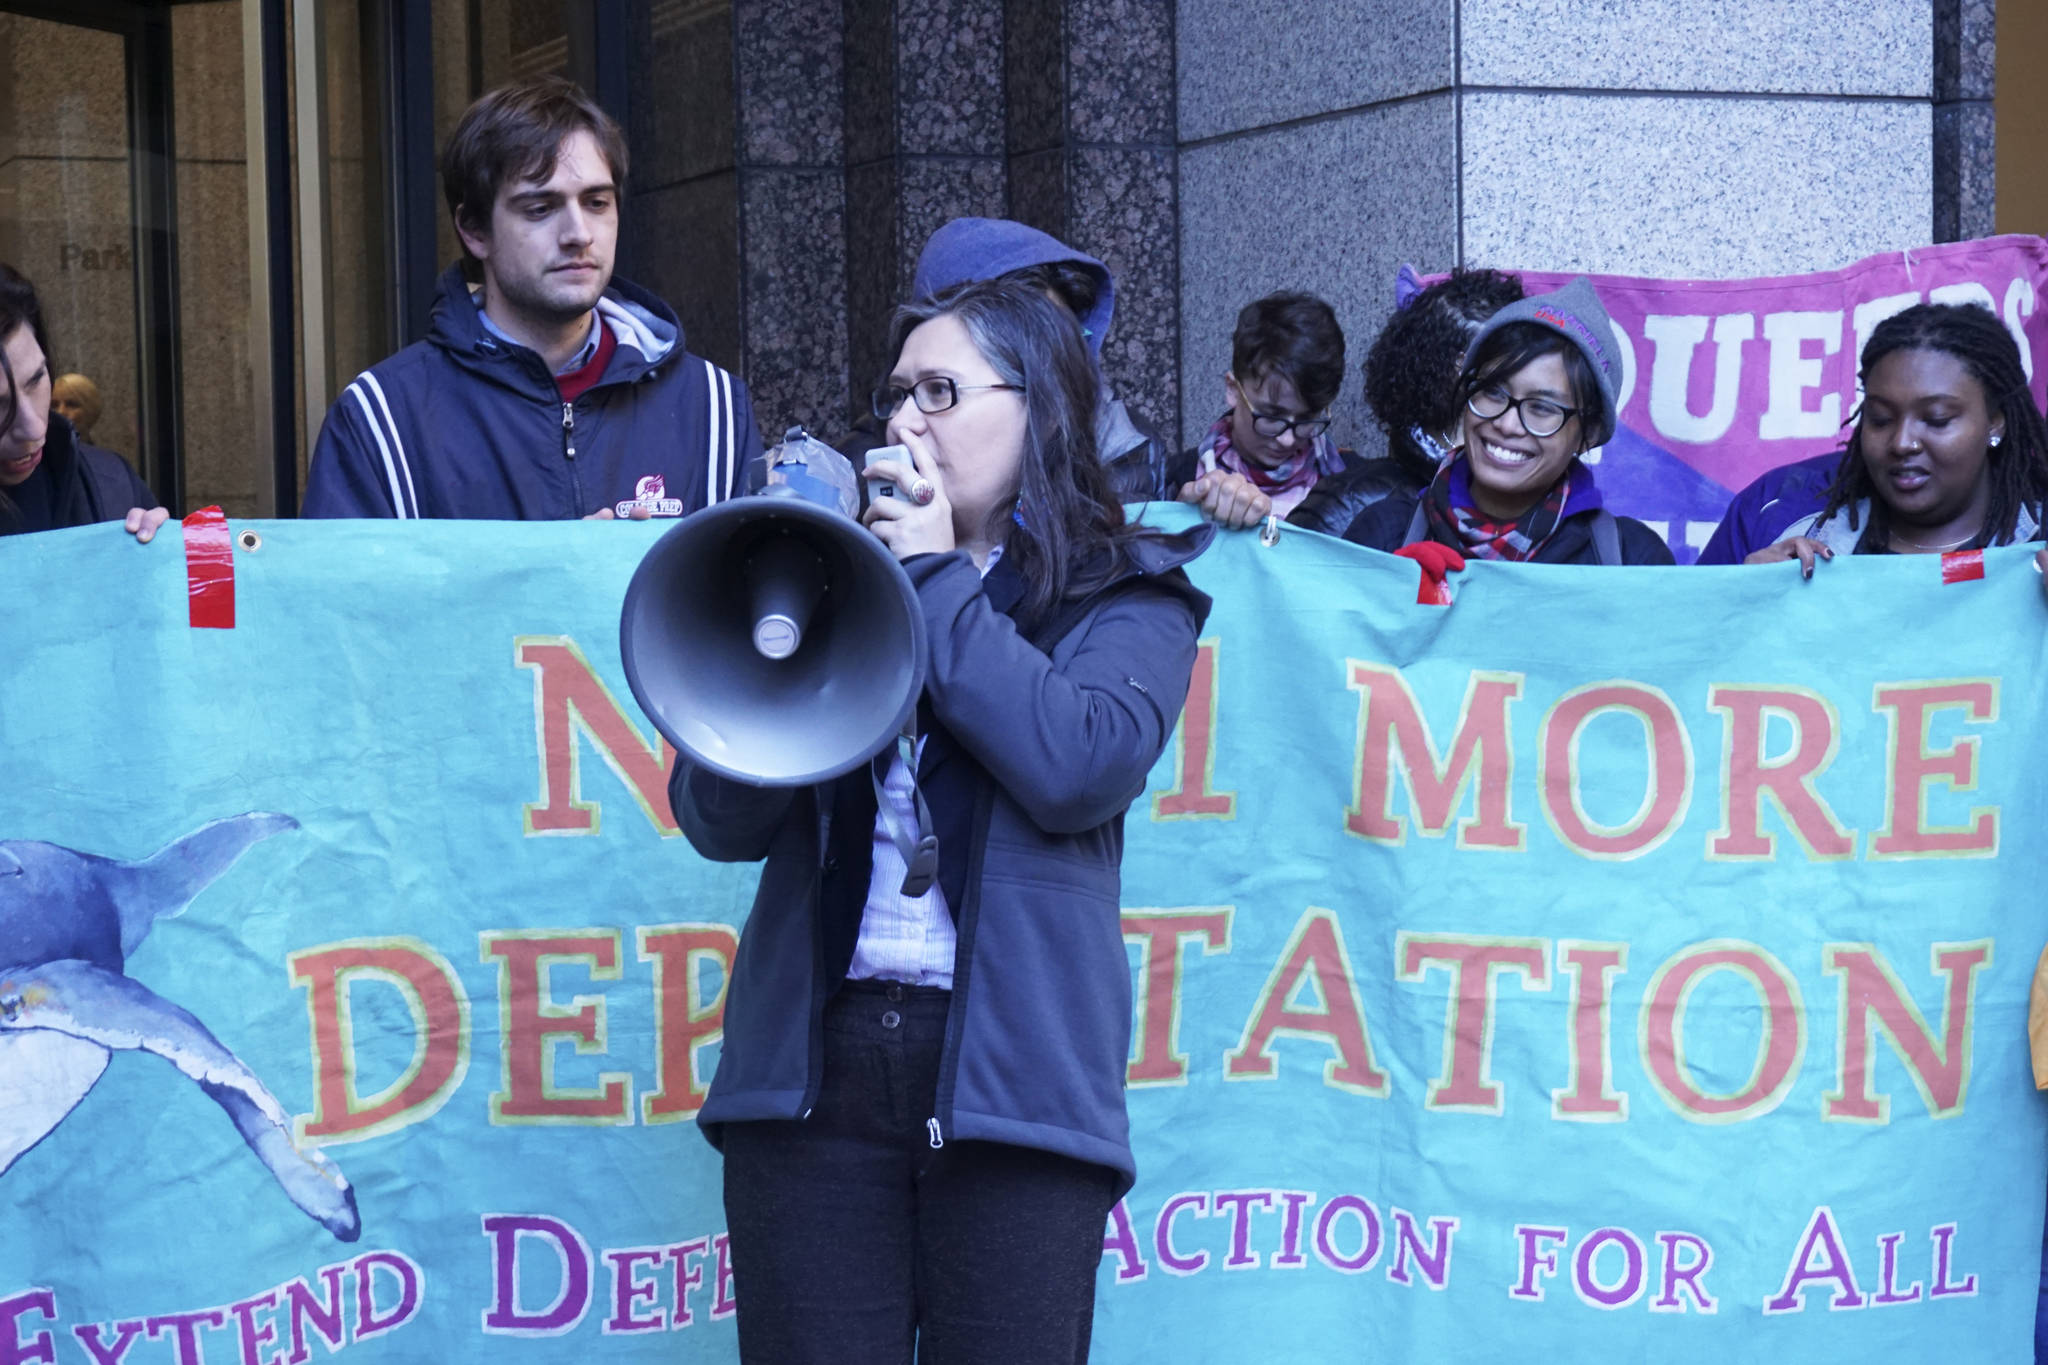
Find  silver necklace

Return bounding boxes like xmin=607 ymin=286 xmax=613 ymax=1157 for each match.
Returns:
xmin=1888 ymin=527 xmax=1979 ymax=553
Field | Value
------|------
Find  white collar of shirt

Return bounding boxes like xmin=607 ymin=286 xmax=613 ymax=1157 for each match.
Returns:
xmin=472 ymin=291 xmax=602 ymax=376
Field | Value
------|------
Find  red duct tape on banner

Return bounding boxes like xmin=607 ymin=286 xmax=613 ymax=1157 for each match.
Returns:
xmin=1941 ymin=549 xmax=1986 ymax=585
xmin=182 ymin=505 xmax=236 ymax=629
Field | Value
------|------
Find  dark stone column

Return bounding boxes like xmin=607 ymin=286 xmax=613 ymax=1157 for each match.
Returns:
xmin=737 ymin=0 xmax=850 ymax=436
xmin=1006 ymin=0 xmax=1180 ymax=450
xmin=622 ymin=2 xmax=741 ymax=371
xmin=1934 ymin=0 xmax=1996 ymax=241
xmin=843 ymin=0 xmax=1009 ymax=429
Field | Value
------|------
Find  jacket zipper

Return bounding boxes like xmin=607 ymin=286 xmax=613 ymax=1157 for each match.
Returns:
xmin=926 ymin=1117 xmax=944 ymax=1149
xmin=562 ymin=401 xmax=584 ymax=511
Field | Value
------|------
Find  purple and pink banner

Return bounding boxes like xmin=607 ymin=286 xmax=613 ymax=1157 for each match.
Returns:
xmin=1408 ymin=235 xmax=2048 ymax=561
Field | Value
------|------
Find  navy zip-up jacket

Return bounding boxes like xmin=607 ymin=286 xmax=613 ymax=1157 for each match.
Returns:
xmin=302 ymin=264 xmax=762 ymax=519
xmin=670 ymin=526 xmax=1214 ymax=1195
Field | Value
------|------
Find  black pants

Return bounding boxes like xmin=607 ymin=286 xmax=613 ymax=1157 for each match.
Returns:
xmin=720 ymin=980 xmax=1119 ymax=1364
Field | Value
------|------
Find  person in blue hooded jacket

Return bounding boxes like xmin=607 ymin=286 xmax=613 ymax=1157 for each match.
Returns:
xmin=907 ymin=216 xmax=1171 ymax=504
xmin=302 ymin=78 xmax=761 ymax=521
xmin=670 ymin=279 xmax=1210 ymax=1364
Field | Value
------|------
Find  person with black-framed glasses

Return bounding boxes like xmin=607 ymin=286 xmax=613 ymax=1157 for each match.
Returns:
xmin=1342 ymin=277 xmax=1673 ymax=569
xmin=1165 ymin=291 xmax=1365 ymax=528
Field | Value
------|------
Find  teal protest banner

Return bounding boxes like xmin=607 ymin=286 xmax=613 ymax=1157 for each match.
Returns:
xmin=3 ymin=505 xmax=2044 ymax=1362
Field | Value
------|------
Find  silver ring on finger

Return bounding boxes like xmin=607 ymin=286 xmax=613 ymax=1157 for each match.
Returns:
xmin=910 ymin=477 xmax=937 ymax=506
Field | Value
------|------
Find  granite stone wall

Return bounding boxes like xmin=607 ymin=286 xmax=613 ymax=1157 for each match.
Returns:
xmin=1174 ymin=0 xmax=1991 ymax=451
xmin=617 ymin=0 xmax=1996 ymax=460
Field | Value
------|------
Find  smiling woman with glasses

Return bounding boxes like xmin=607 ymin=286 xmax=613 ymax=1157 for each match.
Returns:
xmin=1342 ymin=277 xmax=1673 ymax=568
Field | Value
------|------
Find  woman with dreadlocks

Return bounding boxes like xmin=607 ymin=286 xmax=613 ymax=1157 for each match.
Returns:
xmin=1744 ymin=302 xmax=2047 ymax=573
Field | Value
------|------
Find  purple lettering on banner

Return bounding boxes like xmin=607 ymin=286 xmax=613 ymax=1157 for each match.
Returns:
xmin=1102 ymin=1202 xmax=1150 ymax=1283
xmin=354 ymin=1251 xmax=422 ymax=1339
xmin=1212 ymin=1190 xmax=1276 ymax=1269
xmin=1573 ymin=1228 xmax=1647 ymax=1310
xmin=1651 ymin=1232 xmax=1717 ymax=1314
xmin=1510 ymin=1226 xmax=1569 ymax=1301
xmin=1764 ymin=1206 xmax=1866 ymax=1313
xmin=1155 ymin=1193 xmax=1212 ymax=1276
xmin=711 ymin=1234 xmax=737 ymax=1320
xmin=1272 ymin=1191 xmax=1315 ymax=1269
xmin=145 ymin=1309 xmax=228 ymax=1365
xmin=1873 ymin=1233 xmax=1924 ymax=1306
xmin=480 ymin=1213 xmax=595 ymax=1336
xmin=1311 ymin=1195 xmax=1382 ymax=1275
xmin=70 ymin=1322 xmax=145 ymax=1365
xmin=282 ymin=1264 xmax=350 ymax=1364
xmin=227 ymin=1291 xmax=282 ymax=1365
xmin=602 ymin=1248 xmax=667 ymax=1334
xmin=1930 ymin=1224 xmax=1979 ymax=1298
xmin=0 ymin=1290 xmax=56 ymax=1365
xmin=666 ymin=1239 xmax=710 ymax=1328
xmin=1388 ymin=1210 xmax=1457 ymax=1290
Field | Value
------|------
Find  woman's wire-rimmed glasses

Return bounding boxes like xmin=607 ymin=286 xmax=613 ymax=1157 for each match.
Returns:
xmin=872 ymin=376 xmax=1023 ymax=420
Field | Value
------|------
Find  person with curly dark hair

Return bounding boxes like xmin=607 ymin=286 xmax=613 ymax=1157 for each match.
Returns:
xmin=1290 ymin=268 xmax=1523 ymax=535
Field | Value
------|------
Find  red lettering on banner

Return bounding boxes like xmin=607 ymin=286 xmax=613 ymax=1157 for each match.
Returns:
xmin=1396 ymin=934 xmax=1549 ymax=1113
xmin=1122 ymin=910 xmax=1232 ymax=1085
xmin=1154 ymin=640 xmax=1235 ymax=819
xmin=483 ymin=931 xmax=633 ymax=1124
xmin=1644 ymin=941 xmax=1804 ymax=1123
xmin=1540 ymin=682 xmax=1693 ymax=860
xmin=639 ymin=925 xmax=740 ymax=1122
xmin=1345 ymin=665 xmax=1524 ymax=849
xmin=516 ymin=635 xmax=680 ymax=837
xmin=1707 ymin=686 xmax=1855 ymax=859
xmin=291 ymin=938 xmax=471 ymax=1143
xmin=1226 ymin=909 xmax=1388 ymax=1094
xmin=1824 ymin=941 xmax=1991 ymax=1122
xmin=1552 ymin=941 xmax=1629 ymax=1121
xmin=1871 ymin=681 xmax=1999 ymax=857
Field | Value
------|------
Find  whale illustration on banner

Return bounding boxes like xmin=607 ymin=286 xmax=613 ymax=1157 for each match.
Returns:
xmin=0 ymin=812 xmax=360 ymax=1241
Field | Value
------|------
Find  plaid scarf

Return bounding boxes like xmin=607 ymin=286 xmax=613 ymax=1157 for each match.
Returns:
xmin=1197 ymin=411 xmax=1347 ymax=506
xmin=1420 ymin=457 xmax=1602 ymax=562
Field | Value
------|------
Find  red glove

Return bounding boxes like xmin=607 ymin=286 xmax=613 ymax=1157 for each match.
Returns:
xmin=1396 ymin=541 xmax=1467 ymax=605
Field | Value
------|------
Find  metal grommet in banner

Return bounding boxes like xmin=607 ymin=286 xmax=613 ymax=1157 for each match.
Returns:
xmin=236 ymin=529 xmax=262 ymax=552
xmin=1258 ymin=515 xmax=1282 ymax=548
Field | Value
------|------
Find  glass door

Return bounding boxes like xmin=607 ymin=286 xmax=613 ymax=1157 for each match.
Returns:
xmin=0 ymin=1 xmax=178 ymax=504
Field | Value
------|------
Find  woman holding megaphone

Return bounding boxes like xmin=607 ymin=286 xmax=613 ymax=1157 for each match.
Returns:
xmin=669 ymin=278 xmax=1213 ymax=1364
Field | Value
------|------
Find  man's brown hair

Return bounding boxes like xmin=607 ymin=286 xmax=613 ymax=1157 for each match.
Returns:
xmin=440 ymin=77 xmax=628 ymax=250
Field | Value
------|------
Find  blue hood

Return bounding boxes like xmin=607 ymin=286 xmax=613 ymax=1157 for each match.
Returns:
xmin=912 ymin=217 xmax=1115 ymax=356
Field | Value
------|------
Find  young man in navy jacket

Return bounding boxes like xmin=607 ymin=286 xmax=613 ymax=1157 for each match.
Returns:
xmin=302 ymin=78 xmax=761 ymax=521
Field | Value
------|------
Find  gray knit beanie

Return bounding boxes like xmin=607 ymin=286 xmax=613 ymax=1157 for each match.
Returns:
xmin=1462 ymin=276 xmax=1620 ymax=448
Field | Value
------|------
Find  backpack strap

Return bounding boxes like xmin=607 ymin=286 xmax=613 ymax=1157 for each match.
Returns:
xmin=1591 ymin=509 xmax=1622 ymax=566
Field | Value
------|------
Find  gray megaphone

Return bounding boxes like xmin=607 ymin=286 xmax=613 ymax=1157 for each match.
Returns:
xmin=620 ymin=429 xmax=927 ymax=786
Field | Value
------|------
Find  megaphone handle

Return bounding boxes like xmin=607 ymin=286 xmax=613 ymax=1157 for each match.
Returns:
xmin=874 ymin=730 xmax=941 ymax=898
